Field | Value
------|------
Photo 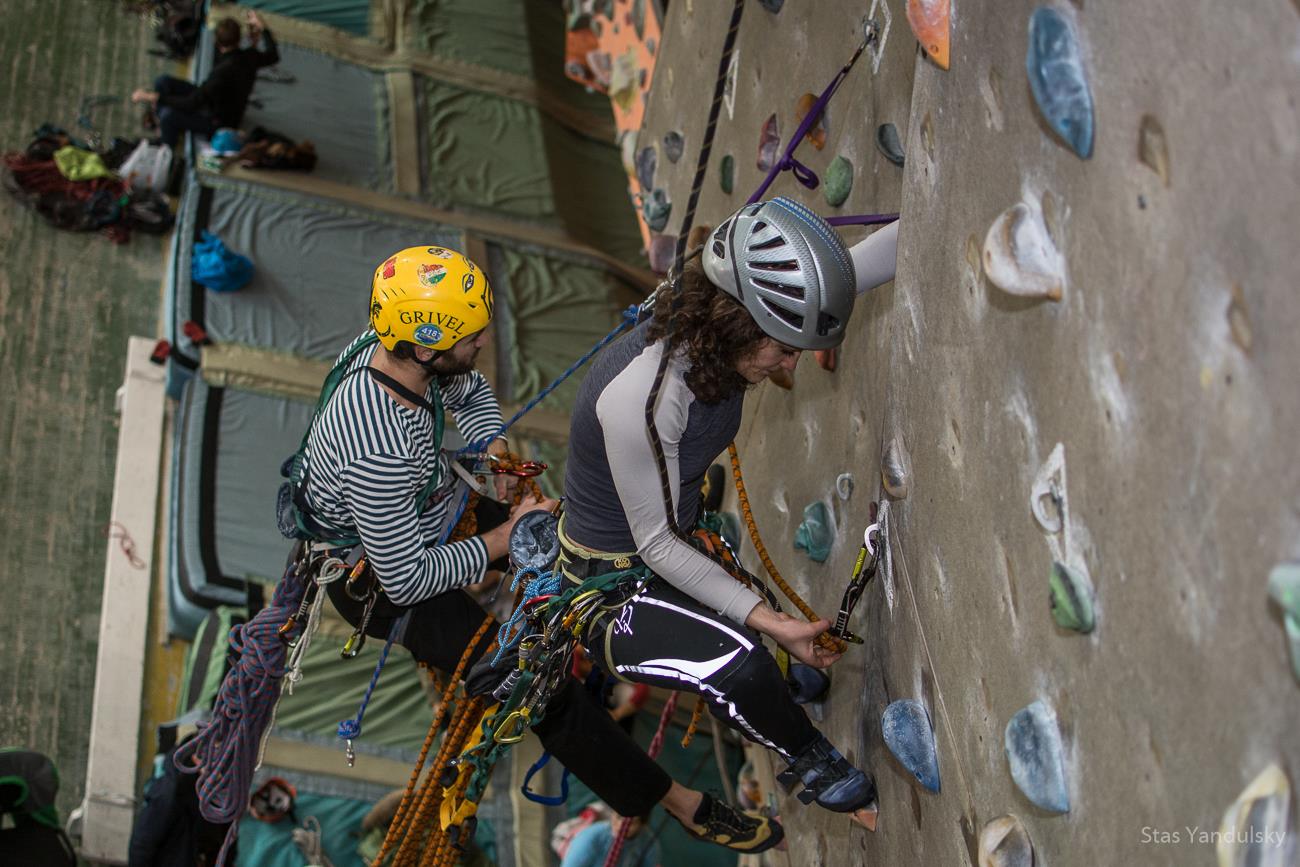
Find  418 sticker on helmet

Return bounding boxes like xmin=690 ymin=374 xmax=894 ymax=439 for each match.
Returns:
xmin=414 ymin=323 xmax=444 ymax=345
xmin=417 ymin=262 xmax=447 ymax=287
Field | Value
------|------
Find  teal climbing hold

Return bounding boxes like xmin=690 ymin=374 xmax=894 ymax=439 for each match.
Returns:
xmin=1268 ymin=563 xmax=1300 ymax=680
xmin=718 ymin=510 xmax=742 ymax=554
xmin=876 ymin=123 xmax=905 ymax=167
xmin=719 ymin=154 xmax=735 ymax=194
xmin=1004 ymin=700 xmax=1070 ymax=813
xmin=758 ymin=0 xmax=785 ymax=12
xmin=794 ymin=501 xmax=833 ymax=562
xmin=1026 ymin=6 xmax=1095 ymax=159
xmin=642 ymin=188 xmax=671 ymax=232
xmin=824 ymin=156 xmax=854 ymax=207
xmin=881 ymin=699 xmax=941 ymax=793
xmin=1049 ymin=560 xmax=1096 ymax=633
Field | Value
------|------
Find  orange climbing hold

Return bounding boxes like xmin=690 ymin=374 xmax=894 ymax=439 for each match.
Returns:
xmin=906 ymin=0 xmax=951 ymax=70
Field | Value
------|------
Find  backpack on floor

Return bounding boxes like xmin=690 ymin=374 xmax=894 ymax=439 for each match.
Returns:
xmin=0 ymin=749 xmax=76 ymax=867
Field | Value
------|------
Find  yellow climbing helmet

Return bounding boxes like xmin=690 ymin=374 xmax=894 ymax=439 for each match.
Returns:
xmin=369 ymin=246 xmax=493 ymax=352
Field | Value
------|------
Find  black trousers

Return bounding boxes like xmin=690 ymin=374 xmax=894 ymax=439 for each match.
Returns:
xmin=326 ymin=559 xmax=672 ymax=816
xmin=584 ymin=579 xmax=819 ymax=761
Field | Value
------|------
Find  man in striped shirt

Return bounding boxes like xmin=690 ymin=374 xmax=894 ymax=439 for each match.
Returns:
xmin=294 ymin=246 xmax=783 ymax=854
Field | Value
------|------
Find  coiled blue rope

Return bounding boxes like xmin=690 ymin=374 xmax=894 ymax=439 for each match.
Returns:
xmin=492 ymin=567 xmax=563 ymax=666
xmin=174 ymin=562 xmax=309 ymax=865
xmin=461 ymin=304 xmax=641 ymax=456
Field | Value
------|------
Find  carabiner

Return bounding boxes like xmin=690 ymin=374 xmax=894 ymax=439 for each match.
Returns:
xmin=493 ymin=708 xmax=532 ymax=744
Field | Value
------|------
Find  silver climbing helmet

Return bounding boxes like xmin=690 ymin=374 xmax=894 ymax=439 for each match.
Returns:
xmin=701 ymin=197 xmax=856 ymax=351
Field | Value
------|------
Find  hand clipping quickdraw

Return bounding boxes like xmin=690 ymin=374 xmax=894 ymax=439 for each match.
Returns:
xmin=830 ymin=502 xmax=882 ymax=645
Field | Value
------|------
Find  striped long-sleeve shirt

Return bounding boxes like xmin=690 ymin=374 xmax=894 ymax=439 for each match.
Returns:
xmin=300 ymin=332 xmax=505 ymax=606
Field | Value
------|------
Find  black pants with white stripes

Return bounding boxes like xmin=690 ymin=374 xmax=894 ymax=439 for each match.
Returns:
xmin=584 ymin=578 xmax=820 ymax=761
xmin=327 ymin=574 xmax=672 ymax=817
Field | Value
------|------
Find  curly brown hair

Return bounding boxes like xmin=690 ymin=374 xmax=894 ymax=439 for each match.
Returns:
xmin=644 ymin=256 xmax=768 ymax=404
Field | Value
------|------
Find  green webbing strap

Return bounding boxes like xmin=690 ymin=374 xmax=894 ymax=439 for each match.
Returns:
xmin=286 ymin=334 xmax=447 ymax=545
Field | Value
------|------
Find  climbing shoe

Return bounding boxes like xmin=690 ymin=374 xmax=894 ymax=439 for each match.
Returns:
xmin=678 ymin=793 xmax=784 ymax=854
xmin=777 ymin=735 xmax=877 ymax=812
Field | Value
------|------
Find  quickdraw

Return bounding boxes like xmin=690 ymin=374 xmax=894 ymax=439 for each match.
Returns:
xmin=830 ymin=502 xmax=882 ymax=645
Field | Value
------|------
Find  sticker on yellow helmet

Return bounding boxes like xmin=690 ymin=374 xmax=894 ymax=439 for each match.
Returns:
xmin=413 ymin=323 xmax=444 ymax=345
xmin=417 ymin=263 xmax=447 ymax=287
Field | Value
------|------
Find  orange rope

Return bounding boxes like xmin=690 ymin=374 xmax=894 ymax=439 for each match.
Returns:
xmin=727 ymin=443 xmax=846 ymax=654
xmin=681 ymin=695 xmax=708 ymax=748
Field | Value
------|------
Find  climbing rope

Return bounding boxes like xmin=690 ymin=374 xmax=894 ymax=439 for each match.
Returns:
xmin=729 ymin=444 xmax=846 ymax=654
xmin=604 ymin=693 xmax=681 ymax=867
xmin=174 ymin=558 xmax=312 ymax=866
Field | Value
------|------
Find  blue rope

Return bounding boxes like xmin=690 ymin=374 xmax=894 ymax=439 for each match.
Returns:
xmin=520 ymin=751 xmax=572 ymax=806
xmin=492 ymin=567 xmax=563 ymax=665
xmin=337 ymin=486 xmax=470 ymax=745
xmin=460 ymin=304 xmax=641 ymax=456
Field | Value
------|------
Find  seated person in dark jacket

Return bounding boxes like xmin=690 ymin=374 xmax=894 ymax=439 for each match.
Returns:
xmin=131 ymin=11 xmax=279 ymax=148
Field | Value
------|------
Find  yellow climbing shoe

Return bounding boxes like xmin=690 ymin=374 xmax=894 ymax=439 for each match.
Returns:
xmin=678 ymin=793 xmax=784 ymax=853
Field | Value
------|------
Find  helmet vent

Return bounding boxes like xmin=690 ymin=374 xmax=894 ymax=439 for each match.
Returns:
xmin=749 ymin=235 xmax=788 ymax=251
xmin=712 ymin=239 xmax=727 ymax=259
xmin=753 ymin=277 xmax=805 ymax=301
xmin=751 ymin=259 xmax=799 ymax=272
xmin=816 ymin=312 xmax=841 ymax=336
xmin=760 ymin=297 xmax=805 ymax=329
xmin=753 ymin=220 xmax=768 ymax=233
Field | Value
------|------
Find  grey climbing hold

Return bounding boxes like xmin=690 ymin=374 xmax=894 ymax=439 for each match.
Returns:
xmin=719 ymin=153 xmax=735 ymax=194
xmin=978 ymin=815 xmax=1035 ymax=867
xmin=794 ymin=501 xmax=833 ymax=563
xmin=1004 ymin=700 xmax=1070 ymax=813
xmin=824 ymin=156 xmax=854 ymax=207
xmin=881 ymin=436 xmax=911 ymax=499
xmin=835 ymin=472 xmax=854 ymax=501
xmin=632 ymin=0 xmax=646 ymax=40
xmin=983 ymin=200 xmax=1066 ymax=301
xmin=787 ymin=663 xmax=831 ymax=704
xmin=881 ymin=699 xmax=941 ymax=793
xmin=758 ymin=0 xmax=785 ymax=12
xmin=1268 ymin=563 xmax=1300 ymax=680
xmin=642 ymin=188 xmax=671 ymax=232
xmin=663 ymin=130 xmax=684 ymax=164
xmin=1138 ymin=114 xmax=1170 ymax=187
xmin=1027 ymin=6 xmax=1095 ymax=159
xmin=646 ymin=37 xmax=656 ymax=56
xmin=1030 ymin=443 xmax=1066 ymax=534
xmin=647 ymin=232 xmax=676 ymax=274
xmin=1049 ymin=560 xmax=1095 ymax=633
xmin=876 ymin=123 xmax=905 ymax=167
xmin=635 ymin=145 xmax=656 ymax=191
xmin=757 ymin=114 xmax=780 ymax=172
xmin=1217 ymin=764 xmax=1293 ymax=867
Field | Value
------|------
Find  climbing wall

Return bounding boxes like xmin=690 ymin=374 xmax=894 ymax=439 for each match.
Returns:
xmin=642 ymin=1 xmax=1300 ymax=864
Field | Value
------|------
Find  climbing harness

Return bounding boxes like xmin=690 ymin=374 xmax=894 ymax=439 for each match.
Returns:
xmin=830 ymin=504 xmax=883 ymax=645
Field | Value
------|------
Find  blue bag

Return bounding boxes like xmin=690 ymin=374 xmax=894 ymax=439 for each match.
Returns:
xmin=192 ymin=230 xmax=253 ymax=293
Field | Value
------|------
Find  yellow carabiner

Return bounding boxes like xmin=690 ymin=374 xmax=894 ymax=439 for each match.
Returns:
xmin=493 ymin=708 xmax=531 ymax=743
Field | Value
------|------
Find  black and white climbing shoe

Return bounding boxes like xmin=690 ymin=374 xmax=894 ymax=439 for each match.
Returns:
xmin=777 ymin=735 xmax=878 ymax=812
xmin=678 ymin=793 xmax=784 ymax=854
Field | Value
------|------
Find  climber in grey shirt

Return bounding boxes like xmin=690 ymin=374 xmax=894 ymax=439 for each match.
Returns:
xmin=562 ymin=199 xmax=897 ymax=816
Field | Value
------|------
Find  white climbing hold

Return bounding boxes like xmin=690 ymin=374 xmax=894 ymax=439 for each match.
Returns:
xmin=835 ymin=473 xmax=855 ymax=501
xmin=978 ymin=814 xmax=1034 ymax=867
xmin=982 ymin=200 xmax=1066 ymax=301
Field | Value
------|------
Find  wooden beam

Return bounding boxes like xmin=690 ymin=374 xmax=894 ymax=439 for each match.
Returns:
xmin=210 ymin=166 xmax=656 ymax=292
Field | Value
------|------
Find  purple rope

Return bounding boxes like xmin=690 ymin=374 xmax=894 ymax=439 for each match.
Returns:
xmin=174 ymin=564 xmax=308 ymax=865
xmin=748 ymin=29 xmax=896 ymax=231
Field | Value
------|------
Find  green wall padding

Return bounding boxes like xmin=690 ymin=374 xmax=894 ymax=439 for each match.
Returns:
xmin=239 ymin=0 xmax=372 ymax=36
xmin=272 ymin=621 xmax=434 ymax=752
xmin=418 ymin=78 xmax=644 ymax=263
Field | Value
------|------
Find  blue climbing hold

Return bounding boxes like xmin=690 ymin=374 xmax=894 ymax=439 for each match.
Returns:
xmin=881 ymin=699 xmax=941 ymax=793
xmin=1026 ymin=7 xmax=1094 ymax=159
xmin=1004 ymin=700 xmax=1070 ymax=813
xmin=794 ymin=501 xmax=833 ymax=562
xmin=635 ymin=145 xmax=656 ymax=191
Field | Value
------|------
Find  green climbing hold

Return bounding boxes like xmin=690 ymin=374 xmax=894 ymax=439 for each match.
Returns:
xmin=642 ymin=188 xmax=671 ymax=232
xmin=1049 ymin=560 xmax=1095 ymax=633
xmin=1268 ymin=563 xmax=1300 ymax=680
xmin=719 ymin=154 xmax=735 ymax=194
xmin=824 ymin=156 xmax=853 ymax=207
xmin=794 ymin=501 xmax=833 ymax=563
